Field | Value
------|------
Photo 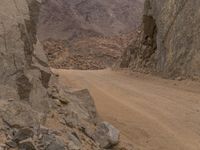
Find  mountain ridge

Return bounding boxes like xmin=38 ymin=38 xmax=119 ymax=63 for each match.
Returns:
xmin=38 ymin=0 xmax=144 ymax=40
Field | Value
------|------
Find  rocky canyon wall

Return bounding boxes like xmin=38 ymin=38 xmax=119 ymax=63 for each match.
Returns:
xmin=0 ymin=0 xmax=120 ymax=149
xmin=0 ymin=0 xmax=50 ymax=112
xmin=119 ymin=0 xmax=200 ymax=79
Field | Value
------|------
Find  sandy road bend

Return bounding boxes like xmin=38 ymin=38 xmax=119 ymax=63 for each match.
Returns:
xmin=53 ymin=69 xmax=200 ymax=150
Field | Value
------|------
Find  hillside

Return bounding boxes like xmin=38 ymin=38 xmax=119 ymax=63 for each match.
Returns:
xmin=119 ymin=0 xmax=200 ymax=80
xmin=37 ymin=0 xmax=144 ymax=69
xmin=38 ymin=0 xmax=144 ymax=40
xmin=43 ymin=33 xmax=135 ymax=69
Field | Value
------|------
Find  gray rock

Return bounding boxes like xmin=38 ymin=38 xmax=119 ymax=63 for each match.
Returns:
xmin=13 ymin=128 xmax=34 ymax=143
xmin=65 ymin=89 xmax=99 ymax=126
xmin=1 ymin=102 xmax=43 ymax=128
xmin=48 ymin=86 xmax=69 ymax=105
xmin=41 ymin=134 xmax=65 ymax=150
xmin=6 ymin=140 xmax=17 ymax=148
xmin=18 ymin=141 xmax=36 ymax=150
xmin=64 ymin=111 xmax=80 ymax=128
xmin=67 ymin=141 xmax=80 ymax=150
xmin=46 ymin=139 xmax=65 ymax=150
xmin=93 ymin=122 xmax=120 ymax=149
xmin=67 ymin=132 xmax=81 ymax=146
xmin=0 ymin=0 xmax=51 ymax=113
xmin=41 ymin=134 xmax=55 ymax=146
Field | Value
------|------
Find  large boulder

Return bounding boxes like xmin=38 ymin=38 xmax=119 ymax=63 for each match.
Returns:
xmin=93 ymin=122 xmax=120 ymax=149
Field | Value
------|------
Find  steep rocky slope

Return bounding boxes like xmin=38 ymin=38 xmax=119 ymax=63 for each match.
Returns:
xmin=43 ymin=33 xmax=134 ymax=70
xmin=37 ymin=0 xmax=144 ymax=70
xmin=119 ymin=0 xmax=200 ymax=79
xmin=0 ymin=0 xmax=120 ymax=149
xmin=38 ymin=0 xmax=144 ymax=40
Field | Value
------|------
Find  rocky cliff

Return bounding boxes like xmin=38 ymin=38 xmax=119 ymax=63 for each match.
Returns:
xmin=0 ymin=0 xmax=120 ymax=149
xmin=119 ymin=0 xmax=200 ymax=79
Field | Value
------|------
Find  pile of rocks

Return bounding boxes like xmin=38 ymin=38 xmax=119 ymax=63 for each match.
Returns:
xmin=42 ymin=37 xmax=122 ymax=70
xmin=0 ymin=86 xmax=120 ymax=150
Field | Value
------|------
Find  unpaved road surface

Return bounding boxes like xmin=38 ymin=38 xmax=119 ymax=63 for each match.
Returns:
xmin=53 ymin=69 xmax=200 ymax=150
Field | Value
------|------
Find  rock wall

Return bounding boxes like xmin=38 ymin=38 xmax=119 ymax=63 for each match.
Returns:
xmin=0 ymin=0 xmax=51 ymax=112
xmin=0 ymin=0 xmax=120 ymax=149
xmin=119 ymin=0 xmax=200 ymax=79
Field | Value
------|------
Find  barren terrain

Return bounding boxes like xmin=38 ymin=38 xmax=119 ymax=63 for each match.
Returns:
xmin=38 ymin=0 xmax=144 ymax=70
xmin=38 ymin=0 xmax=144 ymax=40
xmin=53 ymin=69 xmax=200 ymax=150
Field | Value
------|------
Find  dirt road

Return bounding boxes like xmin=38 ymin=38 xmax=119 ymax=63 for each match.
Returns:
xmin=53 ymin=69 xmax=200 ymax=150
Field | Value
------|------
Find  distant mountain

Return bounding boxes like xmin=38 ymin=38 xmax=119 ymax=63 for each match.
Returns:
xmin=38 ymin=0 xmax=144 ymax=40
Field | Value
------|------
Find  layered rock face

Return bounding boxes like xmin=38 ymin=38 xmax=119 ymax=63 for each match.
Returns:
xmin=0 ymin=0 xmax=120 ymax=149
xmin=119 ymin=0 xmax=200 ymax=79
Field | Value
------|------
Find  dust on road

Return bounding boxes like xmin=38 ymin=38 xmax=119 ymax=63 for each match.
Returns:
xmin=53 ymin=69 xmax=200 ymax=150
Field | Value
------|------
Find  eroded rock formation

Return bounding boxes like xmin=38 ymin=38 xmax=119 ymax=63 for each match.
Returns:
xmin=119 ymin=0 xmax=200 ymax=79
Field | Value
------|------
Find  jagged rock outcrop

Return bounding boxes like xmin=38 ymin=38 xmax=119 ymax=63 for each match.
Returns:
xmin=119 ymin=0 xmax=200 ymax=79
xmin=0 ymin=0 xmax=120 ymax=149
